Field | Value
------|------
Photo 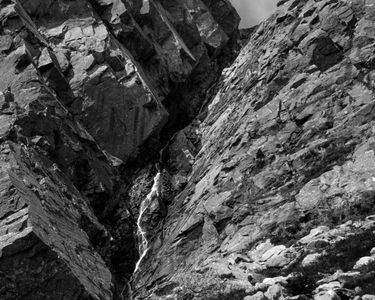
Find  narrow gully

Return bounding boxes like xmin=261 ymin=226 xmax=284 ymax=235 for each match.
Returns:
xmin=133 ymin=172 xmax=161 ymax=273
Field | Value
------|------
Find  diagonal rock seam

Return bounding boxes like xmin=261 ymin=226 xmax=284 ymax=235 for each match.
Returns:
xmin=0 ymin=0 xmax=240 ymax=299
xmin=4 ymin=0 xmax=375 ymax=299
xmin=128 ymin=0 xmax=375 ymax=299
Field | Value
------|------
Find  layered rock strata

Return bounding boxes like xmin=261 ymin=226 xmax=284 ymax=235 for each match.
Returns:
xmin=0 ymin=0 xmax=240 ymax=299
xmin=3 ymin=0 xmax=375 ymax=299
xmin=133 ymin=0 xmax=375 ymax=299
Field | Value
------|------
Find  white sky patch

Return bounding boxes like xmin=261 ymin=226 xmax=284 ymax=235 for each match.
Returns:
xmin=230 ymin=0 xmax=277 ymax=28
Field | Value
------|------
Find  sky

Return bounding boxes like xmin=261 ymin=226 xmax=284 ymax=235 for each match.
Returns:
xmin=230 ymin=0 xmax=278 ymax=28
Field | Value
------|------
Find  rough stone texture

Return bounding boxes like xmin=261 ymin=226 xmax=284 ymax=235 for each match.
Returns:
xmin=11 ymin=0 xmax=240 ymax=163
xmin=0 ymin=0 xmax=240 ymax=299
xmin=3 ymin=0 xmax=375 ymax=299
xmin=0 ymin=6 xmax=113 ymax=298
xmin=17 ymin=0 xmax=168 ymax=163
xmin=131 ymin=0 xmax=375 ymax=299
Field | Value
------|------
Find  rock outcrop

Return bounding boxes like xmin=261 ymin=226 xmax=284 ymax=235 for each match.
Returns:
xmin=0 ymin=0 xmax=239 ymax=299
xmin=2 ymin=0 xmax=375 ymax=299
xmin=132 ymin=0 xmax=375 ymax=299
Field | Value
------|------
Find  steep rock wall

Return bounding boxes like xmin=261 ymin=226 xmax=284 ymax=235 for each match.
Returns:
xmin=0 ymin=0 xmax=240 ymax=299
xmin=4 ymin=0 xmax=375 ymax=299
xmin=133 ymin=0 xmax=375 ymax=299
xmin=13 ymin=0 xmax=240 ymax=162
xmin=0 ymin=7 xmax=113 ymax=298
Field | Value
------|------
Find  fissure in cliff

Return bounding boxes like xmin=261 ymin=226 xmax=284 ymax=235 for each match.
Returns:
xmin=134 ymin=172 xmax=161 ymax=274
xmin=3 ymin=0 xmax=375 ymax=299
xmin=0 ymin=0 xmax=241 ymax=298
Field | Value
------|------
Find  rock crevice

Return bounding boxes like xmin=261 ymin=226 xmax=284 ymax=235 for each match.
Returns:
xmin=2 ymin=0 xmax=375 ymax=300
xmin=0 ymin=0 xmax=240 ymax=298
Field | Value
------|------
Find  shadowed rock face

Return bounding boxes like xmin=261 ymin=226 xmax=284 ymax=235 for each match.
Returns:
xmin=12 ymin=0 xmax=240 ymax=163
xmin=0 ymin=0 xmax=239 ymax=299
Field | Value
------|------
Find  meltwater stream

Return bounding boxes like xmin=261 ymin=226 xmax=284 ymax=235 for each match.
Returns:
xmin=134 ymin=172 xmax=161 ymax=273
xmin=125 ymin=172 xmax=161 ymax=298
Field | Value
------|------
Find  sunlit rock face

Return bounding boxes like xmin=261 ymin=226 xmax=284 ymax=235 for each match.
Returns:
xmin=131 ymin=0 xmax=375 ymax=299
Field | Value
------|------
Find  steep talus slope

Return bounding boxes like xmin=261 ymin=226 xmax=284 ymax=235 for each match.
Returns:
xmin=0 ymin=0 xmax=239 ymax=299
xmin=133 ymin=0 xmax=375 ymax=299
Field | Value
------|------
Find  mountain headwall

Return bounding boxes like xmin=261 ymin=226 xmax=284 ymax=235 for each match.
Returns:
xmin=0 ymin=0 xmax=239 ymax=299
xmin=132 ymin=0 xmax=375 ymax=299
xmin=2 ymin=0 xmax=375 ymax=299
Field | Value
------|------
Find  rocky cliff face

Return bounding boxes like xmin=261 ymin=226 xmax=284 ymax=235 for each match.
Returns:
xmin=132 ymin=0 xmax=375 ymax=299
xmin=1 ymin=0 xmax=375 ymax=299
xmin=0 ymin=0 xmax=239 ymax=299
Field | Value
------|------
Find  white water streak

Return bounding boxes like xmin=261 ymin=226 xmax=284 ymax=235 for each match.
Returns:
xmin=134 ymin=172 xmax=160 ymax=273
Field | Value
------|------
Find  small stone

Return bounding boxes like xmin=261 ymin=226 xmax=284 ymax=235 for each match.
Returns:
xmin=45 ymin=24 xmax=65 ymax=38
xmin=354 ymin=286 xmax=363 ymax=295
xmin=265 ymin=248 xmax=298 ymax=268
xmin=261 ymin=245 xmax=286 ymax=261
xmin=38 ymin=48 xmax=54 ymax=72
xmin=307 ymin=239 xmax=330 ymax=250
xmin=318 ymin=281 xmax=341 ymax=291
xmin=214 ymin=264 xmax=234 ymax=279
xmin=14 ymin=45 xmax=30 ymax=71
xmin=228 ymin=253 xmax=252 ymax=265
xmin=23 ymin=178 xmax=32 ymax=188
xmin=94 ymin=24 xmax=108 ymax=41
xmin=55 ymin=51 xmax=70 ymax=73
xmin=314 ymin=290 xmax=341 ymax=300
xmin=353 ymin=256 xmax=375 ymax=271
xmin=255 ymin=282 xmax=269 ymax=292
xmin=65 ymin=26 xmax=84 ymax=42
xmin=248 ymin=239 xmax=274 ymax=261
xmin=0 ymin=34 xmax=13 ymax=52
xmin=302 ymin=253 xmax=322 ymax=267
xmin=83 ymin=25 xmax=94 ymax=37
xmin=265 ymin=284 xmax=285 ymax=300
xmin=244 ymin=291 xmax=266 ymax=300
xmin=299 ymin=226 xmax=330 ymax=244
xmin=81 ymin=54 xmax=96 ymax=71
xmin=262 ymin=276 xmax=288 ymax=286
